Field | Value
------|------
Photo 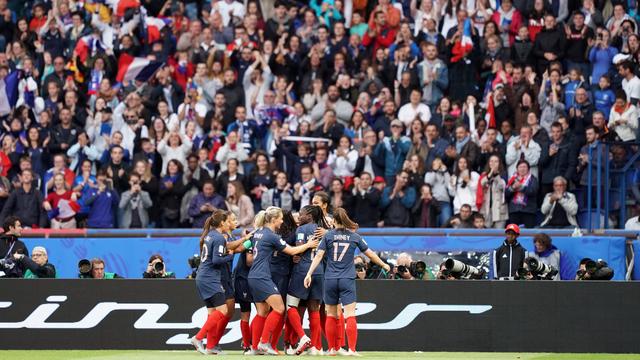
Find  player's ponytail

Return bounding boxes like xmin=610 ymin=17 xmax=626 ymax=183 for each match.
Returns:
xmin=199 ymin=210 xmax=229 ymax=251
xmin=254 ymin=210 xmax=266 ymax=228
xmin=333 ymin=207 xmax=358 ymax=231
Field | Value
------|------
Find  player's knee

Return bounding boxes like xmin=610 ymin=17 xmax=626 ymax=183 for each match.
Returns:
xmin=286 ymin=295 xmax=300 ymax=308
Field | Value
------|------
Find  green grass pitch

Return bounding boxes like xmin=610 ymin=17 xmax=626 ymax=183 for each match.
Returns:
xmin=1 ymin=351 xmax=639 ymax=360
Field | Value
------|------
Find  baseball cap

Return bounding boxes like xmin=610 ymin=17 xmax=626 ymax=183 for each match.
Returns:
xmin=505 ymin=223 xmax=520 ymax=235
xmin=391 ymin=119 xmax=403 ymax=128
xmin=373 ymin=176 xmax=385 ymax=184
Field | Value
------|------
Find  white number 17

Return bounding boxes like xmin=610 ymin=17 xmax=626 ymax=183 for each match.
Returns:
xmin=333 ymin=242 xmax=350 ymax=262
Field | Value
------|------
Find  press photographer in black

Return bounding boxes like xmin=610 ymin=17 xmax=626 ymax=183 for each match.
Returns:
xmin=0 ymin=216 xmax=28 ymax=278
xmin=13 ymin=246 xmax=56 ymax=278
xmin=575 ymin=258 xmax=614 ymax=280
xmin=143 ymin=254 xmax=176 ymax=278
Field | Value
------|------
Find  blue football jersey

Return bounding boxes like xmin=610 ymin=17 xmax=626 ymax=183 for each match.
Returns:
xmin=196 ymin=230 xmax=232 ymax=299
xmin=248 ymin=227 xmax=288 ymax=280
xmin=293 ymin=223 xmax=324 ymax=275
xmin=319 ymin=228 xmax=368 ymax=280
xmin=270 ymin=232 xmax=295 ymax=275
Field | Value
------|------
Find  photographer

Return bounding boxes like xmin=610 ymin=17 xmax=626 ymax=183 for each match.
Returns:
xmin=14 ymin=246 xmax=56 ymax=278
xmin=118 ymin=173 xmax=153 ymax=229
xmin=525 ymin=233 xmax=561 ymax=280
xmin=393 ymin=253 xmax=415 ymax=280
xmin=575 ymin=258 xmax=614 ymax=280
xmin=492 ymin=224 xmax=526 ymax=279
xmin=78 ymin=258 xmax=123 ymax=279
xmin=0 ymin=216 xmax=28 ymax=278
xmin=143 ymin=254 xmax=176 ymax=279
xmin=354 ymin=255 xmax=367 ymax=280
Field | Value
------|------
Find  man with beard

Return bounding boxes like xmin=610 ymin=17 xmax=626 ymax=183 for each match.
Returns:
xmin=310 ymin=85 xmax=354 ymax=127
xmin=218 ymin=69 xmax=246 ymax=113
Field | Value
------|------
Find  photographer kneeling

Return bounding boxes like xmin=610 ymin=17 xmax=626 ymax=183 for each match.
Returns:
xmin=13 ymin=246 xmax=56 ymax=278
xmin=143 ymin=254 xmax=175 ymax=278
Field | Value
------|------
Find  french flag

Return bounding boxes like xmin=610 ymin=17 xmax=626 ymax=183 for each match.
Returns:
xmin=0 ymin=71 xmax=19 ymax=115
xmin=107 ymin=0 xmax=140 ymax=17
xmin=145 ymin=17 xmax=171 ymax=44
xmin=74 ymin=35 xmax=103 ymax=63
xmin=116 ymin=53 xmax=164 ymax=83
xmin=451 ymin=18 xmax=474 ymax=63
xmin=485 ymin=93 xmax=497 ymax=129
xmin=460 ymin=18 xmax=474 ymax=52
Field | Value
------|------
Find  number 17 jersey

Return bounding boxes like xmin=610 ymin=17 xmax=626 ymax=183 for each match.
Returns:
xmin=319 ymin=228 xmax=368 ymax=280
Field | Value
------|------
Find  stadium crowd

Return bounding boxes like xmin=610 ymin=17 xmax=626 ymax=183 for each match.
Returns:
xmin=0 ymin=0 xmax=636 ymax=231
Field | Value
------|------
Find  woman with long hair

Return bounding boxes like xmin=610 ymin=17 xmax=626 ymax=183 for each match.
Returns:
xmin=189 ymin=210 xmax=238 ymax=354
xmin=268 ymin=210 xmax=298 ymax=352
xmin=247 ymin=207 xmax=318 ymax=355
xmin=304 ymin=208 xmax=390 ymax=356
xmin=311 ymin=191 xmax=333 ymax=227
xmin=477 ymin=155 xmax=508 ymax=228
xmin=234 ymin=212 xmax=265 ymax=354
xmin=247 ymin=151 xmax=274 ymax=213
xmin=286 ymin=205 xmax=330 ymax=355
xmin=203 ymin=211 xmax=256 ymax=353
xmin=21 ymin=126 xmax=48 ymax=177
xmin=449 ymin=156 xmax=480 ymax=214
xmin=225 ymin=181 xmax=255 ymax=227
xmin=158 ymin=159 xmax=187 ymax=228
xmin=133 ymin=160 xmax=159 ymax=224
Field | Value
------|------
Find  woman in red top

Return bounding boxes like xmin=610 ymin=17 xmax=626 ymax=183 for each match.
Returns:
xmin=0 ymin=135 xmax=14 ymax=177
xmin=43 ymin=174 xmax=78 ymax=229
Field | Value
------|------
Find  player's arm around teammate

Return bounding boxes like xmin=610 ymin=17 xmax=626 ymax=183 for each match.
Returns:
xmin=303 ymin=208 xmax=390 ymax=356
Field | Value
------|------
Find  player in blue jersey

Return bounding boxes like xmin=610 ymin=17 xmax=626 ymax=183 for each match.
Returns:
xmin=304 ymin=207 xmax=390 ymax=356
xmin=269 ymin=210 xmax=297 ymax=352
xmin=207 ymin=211 xmax=255 ymax=354
xmin=286 ymin=205 xmax=330 ymax=355
xmin=247 ymin=206 xmax=319 ymax=355
xmin=190 ymin=210 xmax=253 ymax=355
xmin=234 ymin=211 xmax=262 ymax=354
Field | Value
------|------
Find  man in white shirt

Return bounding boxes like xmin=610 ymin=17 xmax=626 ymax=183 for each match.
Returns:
xmin=398 ymin=88 xmax=431 ymax=126
xmin=211 ymin=0 xmax=246 ymax=27
xmin=625 ymin=205 xmax=640 ymax=230
xmin=619 ymin=61 xmax=640 ymax=105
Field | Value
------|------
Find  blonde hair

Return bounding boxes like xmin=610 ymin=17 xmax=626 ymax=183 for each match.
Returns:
xmin=254 ymin=210 xmax=266 ymax=228
xmin=264 ymin=206 xmax=283 ymax=224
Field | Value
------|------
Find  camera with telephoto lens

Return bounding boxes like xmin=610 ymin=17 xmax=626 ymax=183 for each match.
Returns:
xmin=187 ymin=255 xmax=201 ymax=279
xmin=444 ymin=258 xmax=485 ymax=279
xmin=355 ymin=262 xmax=366 ymax=272
xmin=78 ymin=259 xmax=92 ymax=278
xmin=516 ymin=257 xmax=558 ymax=280
xmin=576 ymin=259 xmax=614 ymax=280
xmin=153 ymin=261 xmax=165 ymax=273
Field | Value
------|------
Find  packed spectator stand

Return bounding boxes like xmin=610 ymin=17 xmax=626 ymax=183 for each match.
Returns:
xmin=0 ymin=0 xmax=636 ymax=234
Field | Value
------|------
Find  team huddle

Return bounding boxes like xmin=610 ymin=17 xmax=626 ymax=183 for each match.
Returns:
xmin=190 ymin=192 xmax=390 ymax=356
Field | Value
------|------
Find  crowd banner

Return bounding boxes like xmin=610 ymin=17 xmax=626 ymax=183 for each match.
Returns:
xmin=22 ymin=234 xmax=627 ymax=280
xmin=0 ymin=280 xmax=638 ymax=352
